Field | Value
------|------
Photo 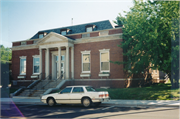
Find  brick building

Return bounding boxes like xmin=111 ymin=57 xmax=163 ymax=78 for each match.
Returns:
xmin=11 ymin=20 xmax=165 ymax=89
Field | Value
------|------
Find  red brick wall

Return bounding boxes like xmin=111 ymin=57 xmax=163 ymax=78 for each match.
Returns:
xmin=13 ymin=42 xmax=21 ymax=46
xmin=109 ymin=29 xmax=122 ymax=35
xmin=27 ymin=41 xmax=33 ymax=45
xmin=67 ymin=34 xmax=82 ymax=39
xmin=90 ymin=32 xmax=99 ymax=37
xmin=12 ymin=48 xmax=39 ymax=81
xmin=74 ymin=39 xmax=125 ymax=79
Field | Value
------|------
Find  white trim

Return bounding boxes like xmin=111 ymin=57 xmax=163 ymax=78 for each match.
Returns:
xmin=81 ymin=51 xmax=91 ymax=73
xmin=32 ymin=55 xmax=40 ymax=58
xmin=99 ymin=49 xmax=110 ymax=73
xmin=31 ymin=75 xmax=39 ymax=78
xmin=81 ymin=50 xmax=91 ymax=54
xmin=98 ymin=73 xmax=110 ymax=77
xmin=18 ymin=76 xmax=26 ymax=79
xmin=80 ymin=74 xmax=91 ymax=77
xmin=19 ymin=56 xmax=27 ymax=59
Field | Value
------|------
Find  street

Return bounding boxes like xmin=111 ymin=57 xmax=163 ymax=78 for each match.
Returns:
xmin=1 ymin=103 xmax=179 ymax=119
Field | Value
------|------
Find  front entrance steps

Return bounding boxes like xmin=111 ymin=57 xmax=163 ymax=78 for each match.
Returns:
xmin=17 ymin=79 xmax=64 ymax=97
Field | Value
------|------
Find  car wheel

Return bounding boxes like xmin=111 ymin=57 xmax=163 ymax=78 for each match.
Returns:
xmin=82 ymin=98 xmax=92 ymax=107
xmin=47 ymin=98 xmax=56 ymax=106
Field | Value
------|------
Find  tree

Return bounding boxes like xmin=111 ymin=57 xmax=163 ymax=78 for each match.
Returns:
xmin=114 ymin=0 xmax=179 ymax=88
xmin=0 ymin=45 xmax=12 ymax=63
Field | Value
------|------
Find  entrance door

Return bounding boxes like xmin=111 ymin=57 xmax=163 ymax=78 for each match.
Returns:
xmin=55 ymin=55 xmax=65 ymax=79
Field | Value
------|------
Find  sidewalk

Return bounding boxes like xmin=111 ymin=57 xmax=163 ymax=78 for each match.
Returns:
xmin=1 ymin=97 xmax=179 ymax=107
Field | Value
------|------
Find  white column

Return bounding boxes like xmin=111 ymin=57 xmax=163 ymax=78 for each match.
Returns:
xmin=66 ymin=46 xmax=69 ymax=79
xmin=58 ymin=47 xmax=61 ymax=79
xmin=71 ymin=47 xmax=74 ymax=79
xmin=52 ymin=54 xmax=55 ymax=79
xmin=39 ymin=48 xmax=42 ymax=79
xmin=46 ymin=48 xmax=49 ymax=77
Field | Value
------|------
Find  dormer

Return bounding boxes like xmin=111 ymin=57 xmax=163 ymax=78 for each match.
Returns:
xmin=85 ymin=24 xmax=96 ymax=32
xmin=60 ymin=28 xmax=71 ymax=35
xmin=38 ymin=32 xmax=47 ymax=39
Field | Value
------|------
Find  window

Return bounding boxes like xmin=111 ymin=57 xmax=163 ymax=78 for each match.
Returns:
xmin=39 ymin=34 xmax=44 ymax=38
xmin=21 ymin=41 xmax=26 ymax=45
xmin=86 ymin=27 xmax=93 ymax=32
xmin=85 ymin=87 xmax=96 ymax=92
xmin=61 ymin=55 xmax=65 ymax=61
xmin=100 ymin=49 xmax=110 ymax=72
xmin=72 ymin=87 xmax=84 ymax=93
xmin=81 ymin=51 xmax=91 ymax=73
xmin=20 ymin=56 xmax=26 ymax=74
xmin=61 ymin=31 xmax=67 ymax=35
xmin=33 ymin=56 xmax=40 ymax=74
xmin=60 ymin=87 xmax=72 ymax=94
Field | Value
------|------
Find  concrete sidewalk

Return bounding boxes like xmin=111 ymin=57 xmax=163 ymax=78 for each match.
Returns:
xmin=1 ymin=97 xmax=179 ymax=107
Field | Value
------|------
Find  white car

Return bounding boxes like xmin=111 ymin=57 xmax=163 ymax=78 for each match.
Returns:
xmin=41 ymin=85 xmax=110 ymax=107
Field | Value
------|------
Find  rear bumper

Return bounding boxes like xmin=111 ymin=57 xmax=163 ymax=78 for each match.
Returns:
xmin=92 ymin=98 xmax=110 ymax=103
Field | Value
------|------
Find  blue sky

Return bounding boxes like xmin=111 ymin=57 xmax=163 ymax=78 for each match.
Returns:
xmin=0 ymin=0 xmax=133 ymax=48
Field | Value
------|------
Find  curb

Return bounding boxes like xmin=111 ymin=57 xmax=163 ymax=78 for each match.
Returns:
xmin=102 ymin=103 xmax=180 ymax=108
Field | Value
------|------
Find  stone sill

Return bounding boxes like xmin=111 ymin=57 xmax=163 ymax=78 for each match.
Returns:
xmin=80 ymin=73 xmax=91 ymax=78
xmin=17 ymin=76 xmax=26 ymax=79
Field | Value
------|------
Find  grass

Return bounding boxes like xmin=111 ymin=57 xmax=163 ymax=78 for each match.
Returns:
xmin=97 ymin=82 xmax=180 ymax=100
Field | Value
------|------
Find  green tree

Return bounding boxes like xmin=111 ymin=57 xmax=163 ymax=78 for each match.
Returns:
xmin=114 ymin=0 xmax=179 ymax=88
xmin=0 ymin=45 xmax=12 ymax=63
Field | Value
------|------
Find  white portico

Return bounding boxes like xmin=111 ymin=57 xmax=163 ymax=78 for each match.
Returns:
xmin=37 ymin=32 xmax=74 ymax=80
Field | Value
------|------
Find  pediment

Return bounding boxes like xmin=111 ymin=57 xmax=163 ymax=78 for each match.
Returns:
xmin=37 ymin=32 xmax=71 ymax=45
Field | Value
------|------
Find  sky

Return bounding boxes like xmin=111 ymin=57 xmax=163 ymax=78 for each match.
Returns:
xmin=0 ymin=0 xmax=134 ymax=48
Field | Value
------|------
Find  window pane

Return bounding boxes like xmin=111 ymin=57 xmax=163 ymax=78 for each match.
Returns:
xmin=60 ymin=87 xmax=72 ymax=94
xmin=72 ymin=87 xmax=84 ymax=93
xmin=56 ymin=56 xmax=58 ymax=61
xmin=34 ymin=66 xmax=39 ymax=73
xmin=85 ymin=87 xmax=96 ymax=92
xmin=101 ymin=52 xmax=109 ymax=62
xmin=86 ymin=27 xmax=92 ymax=32
xmin=61 ymin=56 xmax=64 ymax=61
xmin=83 ymin=63 xmax=90 ymax=71
xmin=61 ymin=31 xmax=66 ymax=35
xmin=20 ymin=58 xmax=26 ymax=74
xmin=101 ymin=62 xmax=109 ymax=70
xmin=34 ymin=58 xmax=39 ymax=65
xmin=39 ymin=34 xmax=44 ymax=38
xmin=83 ymin=54 xmax=90 ymax=63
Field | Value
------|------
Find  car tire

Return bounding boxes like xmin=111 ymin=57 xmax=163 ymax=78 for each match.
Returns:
xmin=82 ymin=97 xmax=92 ymax=107
xmin=47 ymin=98 xmax=56 ymax=106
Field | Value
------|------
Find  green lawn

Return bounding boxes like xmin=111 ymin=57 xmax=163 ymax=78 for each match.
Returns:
xmin=97 ymin=83 xmax=180 ymax=100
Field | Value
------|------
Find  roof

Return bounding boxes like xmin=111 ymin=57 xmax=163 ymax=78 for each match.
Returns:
xmin=30 ymin=20 xmax=116 ymax=40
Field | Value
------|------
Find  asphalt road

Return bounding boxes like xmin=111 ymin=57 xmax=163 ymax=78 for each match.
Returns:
xmin=1 ymin=103 xmax=179 ymax=119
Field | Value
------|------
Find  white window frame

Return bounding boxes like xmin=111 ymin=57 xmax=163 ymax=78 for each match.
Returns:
xmin=99 ymin=49 xmax=110 ymax=73
xmin=19 ymin=56 xmax=27 ymax=75
xmin=32 ymin=55 xmax=40 ymax=74
xmin=81 ymin=50 xmax=91 ymax=73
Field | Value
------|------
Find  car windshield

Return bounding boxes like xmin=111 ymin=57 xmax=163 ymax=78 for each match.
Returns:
xmin=85 ymin=87 xmax=96 ymax=92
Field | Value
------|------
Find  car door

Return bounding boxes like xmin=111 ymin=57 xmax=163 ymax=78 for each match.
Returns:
xmin=55 ymin=87 xmax=72 ymax=104
xmin=70 ymin=87 xmax=84 ymax=104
